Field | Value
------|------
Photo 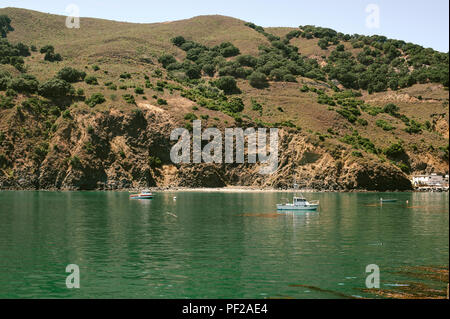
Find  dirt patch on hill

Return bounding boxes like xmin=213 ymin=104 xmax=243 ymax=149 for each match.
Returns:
xmin=366 ymin=92 xmax=440 ymax=104
xmin=137 ymin=102 xmax=165 ymax=113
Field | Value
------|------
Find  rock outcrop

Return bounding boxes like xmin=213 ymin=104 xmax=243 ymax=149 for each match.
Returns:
xmin=0 ymin=106 xmax=416 ymax=191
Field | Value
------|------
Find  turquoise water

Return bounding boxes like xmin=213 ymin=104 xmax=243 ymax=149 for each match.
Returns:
xmin=0 ymin=191 xmax=448 ymax=298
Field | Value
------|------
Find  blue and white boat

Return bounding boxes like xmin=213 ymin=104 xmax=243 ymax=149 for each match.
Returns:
xmin=277 ymin=194 xmax=319 ymax=211
xmin=130 ymin=190 xmax=154 ymax=200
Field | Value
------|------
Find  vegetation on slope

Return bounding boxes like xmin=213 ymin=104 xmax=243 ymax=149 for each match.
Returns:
xmin=0 ymin=8 xmax=448 ymax=190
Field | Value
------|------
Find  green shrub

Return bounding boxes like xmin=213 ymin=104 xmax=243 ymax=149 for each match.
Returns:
xmin=84 ymin=75 xmax=98 ymax=85
xmin=86 ymin=93 xmax=106 ymax=107
xmin=185 ymin=65 xmax=202 ymax=79
xmin=384 ymin=142 xmax=405 ymax=159
xmin=404 ymin=120 xmax=422 ymax=134
xmin=222 ymin=97 xmax=244 ymax=113
xmin=158 ymin=54 xmax=177 ymax=68
xmin=40 ymin=44 xmax=54 ymax=54
xmin=38 ymin=78 xmax=72 ymax=98
xmin=248 ymin=71 xmax=269 ymax=89
xmin=0 ymin=95 xmax=14 ymax=109
xmin=57 ymin=67 xmax=86 ymax=83
xmin=202 ymin=64 xmax=216 ymax=77
xmin=336 ymin=108 xmax=357 ymax=123
xmin=157 ymin=98 xmax=168 ymax=105
xmin=357 ymin=118 xmax=368 ymax=126
xmin=214 ymin=76 xmax=240 ymax=95
xmin=33 ymin=142 xmax=49 ymax=162
xmin=8 ymin=75 xmax=39 ymax=93
xmin=0 ymin=14 xmax=13 ymax=38
xmin=62 ymin=109 xmax=71 ymax=119
xmin=219 ymin=42 xmax=240 ymax=57
xmin=134 ymin=87 xmax=144 ymax=94
xmin=5 ymin=88 xmax=16 ymax=97
xmin=148 ymin=156 xmax=162 ymax=168
xmin=152 ymin=69 xmax=163 ymax=78
xmin=376 ymin=119 xmax=395 ymax=131
xmin=92 ymin=65 xmax=100 ymax=71
xmin=237 ymin=55 xmax=258 ymax=67
xmin=251 ymin=99 xmax=263 ymax=113
xmin=318 ymin=38 xmax=329 ymax=50
xmin=300 ymin=85 xmax=310 ymax=92
xmin=76 ymin=88 xmax=85 ymax=96
xmin=44 ymin=51 xmax=62 ymax=62
xmin=120 ymin=73 xmax=131 ymax=79
xmin=171 ymin=36 xmax=186 ymax=47
xmin=383 ymin=103 xmax=399 ymax=116
xmin=397 ymin=162 xmax=410 ymax=174
xmin=340 ymin=131 xmax=377 ymax=154
xmin=122 ymin=94 xmax=135 ymax=104
xmin=184 ymin=113 xmax=198 ymax=121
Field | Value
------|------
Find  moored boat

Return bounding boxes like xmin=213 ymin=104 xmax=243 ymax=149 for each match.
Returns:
xmin=277 ymin=194 xmax=319 ymax=211
xmin=380 ymin=198 xmax=397 ymax=203
xmin=130 ymin=190 xmax=154 ymax=200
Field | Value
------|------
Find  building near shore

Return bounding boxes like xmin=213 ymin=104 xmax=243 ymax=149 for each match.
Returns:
xmin=412 ymin=173 xmax=448 ymax=187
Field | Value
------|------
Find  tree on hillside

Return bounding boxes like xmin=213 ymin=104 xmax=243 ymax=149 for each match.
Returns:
xmin=171 ymin=36 xmax=186 ymax=47
xmin=185 ymin=65 xmax=202 ymax=79
xmin=214 ymin=76 xmax=240 ymax=95
xmin=8 ymin=75 xmax=39 ymax=94
xmin=38 ymin=78 xmax=73 ymax=98
xmin=158 ymin=54 xmax=177 ymax=68
xmin=248 ymin=71 xmax=269 ymax=89
xmin=57 ymin=67 xmax=86 ymax=83
xmin=217 ymin=42 xmax=240 ymax=57
xmin=202 ymin=64 xmax=216 ymax=77
xmin=0 ymin=15 xmax=13 ymax=38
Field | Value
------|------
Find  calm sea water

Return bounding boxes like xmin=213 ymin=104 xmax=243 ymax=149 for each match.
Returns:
xmin=0 ymin=191 xmax=448 ymax=299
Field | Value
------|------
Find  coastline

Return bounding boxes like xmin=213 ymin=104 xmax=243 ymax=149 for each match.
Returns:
xmin=0 ymin=186 xmax=428 ymax=193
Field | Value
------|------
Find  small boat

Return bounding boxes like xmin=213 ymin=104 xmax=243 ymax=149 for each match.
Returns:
xmin=380 ymin=198 xmax=397 ymax=203
xmin=130 ymin=190 xmax=154 ymax=200
xmin=277 ymin=194 xmax=319 ymax=211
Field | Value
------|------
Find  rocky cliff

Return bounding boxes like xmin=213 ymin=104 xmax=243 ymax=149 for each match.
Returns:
xmin=0 ymin=105 xmax=415 ymax=191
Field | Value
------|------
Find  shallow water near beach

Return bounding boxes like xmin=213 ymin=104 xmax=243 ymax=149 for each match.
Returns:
xmin=0 ymin=191 xmax=448 ymax=298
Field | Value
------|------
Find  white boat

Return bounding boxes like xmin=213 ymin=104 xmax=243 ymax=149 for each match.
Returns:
xmin=130 ymin=190 xmax=154 ymax=200
xmin=277 ymin=195 xmax=319 ymax=211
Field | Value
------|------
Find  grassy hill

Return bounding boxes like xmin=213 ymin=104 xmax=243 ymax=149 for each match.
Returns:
xmin=0 ymin=7 xmax=448 ymax=190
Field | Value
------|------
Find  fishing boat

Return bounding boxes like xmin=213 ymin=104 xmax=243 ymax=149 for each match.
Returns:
xmin=130 ymin=190 xmax=154 ymax=200
xmin=277 ymin=194 xmax=319 ymax=211
xmin=380 ymin=198 xmax=397 ymax=203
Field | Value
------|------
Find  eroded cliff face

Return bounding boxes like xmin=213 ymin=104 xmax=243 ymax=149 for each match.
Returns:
xmin=0 ymin=105 xmax=421 ymax=191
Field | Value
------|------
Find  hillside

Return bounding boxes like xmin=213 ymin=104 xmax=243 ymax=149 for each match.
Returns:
xmin=0 ymin=7 xmax=448 ymax=191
